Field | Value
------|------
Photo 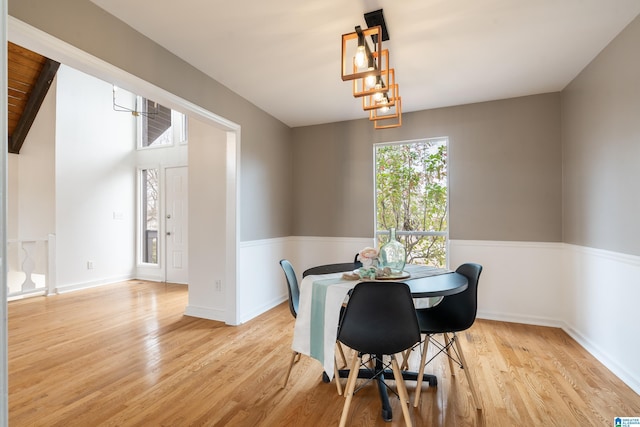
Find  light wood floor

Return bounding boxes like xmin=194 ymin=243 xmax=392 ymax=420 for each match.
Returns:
xmin=8 ymin=280 xmax=640 ymax=426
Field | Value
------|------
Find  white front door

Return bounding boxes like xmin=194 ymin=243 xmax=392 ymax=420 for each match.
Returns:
xmin=165 ymin=166 xmax=188 ymax=284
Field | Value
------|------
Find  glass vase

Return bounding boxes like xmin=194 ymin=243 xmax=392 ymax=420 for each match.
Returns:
xmin=379 ymin=228 xmax=406 ymax=274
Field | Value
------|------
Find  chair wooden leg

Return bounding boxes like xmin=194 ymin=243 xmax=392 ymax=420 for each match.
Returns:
xmin=400 ymin=348 xmax=412 ymax=370
xmin=336 ymin=342 xmax=348 ymax=369
xmin=391 ymin=355 xmax=413 ymax=427
xmin=453 ymin=335 xmax=482 ymax=410
xmin=413 ymin=337 xmax=430 ymax=407
xmin=443 ymin=333 xmax=455 ymax=376
xmin=339 ymin=354 xmax=362 ymax=427
xmin=334 ymin=356 xmax=343 ymax=395
xmin=282 ymin=351 xmax=299 ymax=389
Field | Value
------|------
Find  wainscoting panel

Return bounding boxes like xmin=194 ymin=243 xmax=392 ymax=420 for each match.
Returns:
xmin=563 ymin=244 xmax=640 ymax=394
xmin=236 ymin=237 xmax=290 ymax=324
xmin=450 ymin=240 xmax=566 ymax=326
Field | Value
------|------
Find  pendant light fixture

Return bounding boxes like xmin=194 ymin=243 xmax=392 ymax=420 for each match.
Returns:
xmin=341 ymin=9 xmax=402 ymax=129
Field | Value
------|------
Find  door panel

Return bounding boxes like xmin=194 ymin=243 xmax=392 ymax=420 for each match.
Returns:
xmin=165 ymin=167 xmax=188 ymax=284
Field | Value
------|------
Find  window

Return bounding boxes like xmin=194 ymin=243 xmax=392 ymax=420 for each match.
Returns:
xmin=141 ymin=168 xmax=159 ymax=264
xmin=375 ymin=138 xmax=448 ymax=267
xmin=137 ymin=98 xmax=187 ymax=148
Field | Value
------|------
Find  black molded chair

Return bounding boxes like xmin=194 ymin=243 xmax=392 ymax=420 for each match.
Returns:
xmin=302 ymin=263 xmax=357 ymax=277
xmin=280 ymin=259 xmax=303 ymax=390
xmin=280 ymin=259 xmax=299 ymax=319
xmin=412 ymin=263 xmax=483 ymax=409
xmin=337 ymin=281 xmax=420 ymax=427
xmin=280 ymin=259 xmax=344 ymax=393
xmin=301 ymin=254 xmax=363 ymax=277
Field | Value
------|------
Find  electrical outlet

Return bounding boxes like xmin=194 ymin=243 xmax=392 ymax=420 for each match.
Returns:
xmin=87 ymin=261 xmax=95 ymax=269
xmin=215 ymin=279 xmax=222 ymax=291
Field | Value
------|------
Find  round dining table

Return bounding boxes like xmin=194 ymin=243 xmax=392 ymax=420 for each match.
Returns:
xmin=301 ymin=262 xmax=468 ymax=422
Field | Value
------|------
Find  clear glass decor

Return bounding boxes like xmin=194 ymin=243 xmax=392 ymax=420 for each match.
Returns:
xmin=379 ymin=228 xmax=406 ymax=274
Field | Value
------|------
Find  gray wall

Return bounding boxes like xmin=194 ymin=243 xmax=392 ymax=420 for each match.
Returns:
xmin=292 ymin=93 xmax=563 ymax=242
xmin=9 ymin=0 xmax=292 ymax=242
xmin=561 ymin=15 xmax=640 ymax=256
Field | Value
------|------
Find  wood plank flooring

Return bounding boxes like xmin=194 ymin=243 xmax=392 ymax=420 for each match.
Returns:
xmin=8 ymin=280 xmax=640 ymax=426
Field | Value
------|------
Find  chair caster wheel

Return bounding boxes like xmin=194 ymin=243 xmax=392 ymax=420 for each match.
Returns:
xmin=322 ymin=372 xmax=330 ymax=383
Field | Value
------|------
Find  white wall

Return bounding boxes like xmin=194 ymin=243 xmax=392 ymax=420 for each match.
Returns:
xmin=54 ymin=65 xmax=136 ymax=291
xmin=185 ymin=117 xmax=228 ymax=321
xmin=17 ymin=79 xmax=57 ymax=241
xmin=7 ymin=155 xmax=19 ymax=240
xmin=7 ymin=74 xmax=56 ymax=242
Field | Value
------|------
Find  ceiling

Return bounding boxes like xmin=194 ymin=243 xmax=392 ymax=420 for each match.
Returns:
xmin=35 ymin=1 xmax=640 ymax=128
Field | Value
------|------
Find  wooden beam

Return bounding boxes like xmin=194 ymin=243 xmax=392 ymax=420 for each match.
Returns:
xmin=8 ymin=58 xmax=60 ymax=154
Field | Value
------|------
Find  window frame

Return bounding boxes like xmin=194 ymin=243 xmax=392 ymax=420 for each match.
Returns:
xmin=137 ymin=166 xmax=162 ymax=268
xmin=373 ymin=137 xmax=450 ymax=268
xmin=136 ymin=98 xmax=188 ymax=150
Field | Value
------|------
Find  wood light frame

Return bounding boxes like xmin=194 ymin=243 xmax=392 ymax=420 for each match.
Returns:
xmin=352 ymin=51 xmax=390 ymax=97
xmin=341 ymin=25 xmax=383 ymax=81
xmin=371 ymin=97 xmax=402 ymax=129
xmin=362 ymin=82 xmax=398 ymax=111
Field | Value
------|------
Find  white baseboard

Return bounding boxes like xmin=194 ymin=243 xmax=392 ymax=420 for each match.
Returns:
xmin=184 ymin=305 xmax=226 ymax=322
xmin=238 ymin=296 xmax=287 ymax=324
xmin=563 ymin=324 xmax=640 ymax=395
xmin=55 ymin=274 xmax=134 ymax=294
xmin=477 ymin=310 xmax=566 ymax=329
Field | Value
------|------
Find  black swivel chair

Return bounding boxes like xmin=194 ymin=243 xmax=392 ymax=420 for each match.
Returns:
xmin=412 ymin=263 xmax=483 ymax=409
xmin=337 ymin=281 xmax=421 ymax=427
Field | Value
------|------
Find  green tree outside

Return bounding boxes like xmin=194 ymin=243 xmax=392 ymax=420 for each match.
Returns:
xmin=375 ymin=139 xmax=448 ymax=267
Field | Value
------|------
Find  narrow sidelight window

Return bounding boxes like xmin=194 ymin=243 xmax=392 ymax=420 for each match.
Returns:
xmin=141 ymin=168 xmax=159 ymax=264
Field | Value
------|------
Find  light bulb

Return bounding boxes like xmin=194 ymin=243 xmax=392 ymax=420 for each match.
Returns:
xmin=365 ymin=71 xmax=376 ymax=88
xmin=355 ymin=45 xmax=366 ymax=68
xmin=378 ymin=95 xmax=390 ymax=113
xmin=374 ymin=86 xmax=383 ymax=101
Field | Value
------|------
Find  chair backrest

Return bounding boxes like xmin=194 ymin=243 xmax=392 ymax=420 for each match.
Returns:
xmin=337 ymin=281 xmax=421 ymax=355
xmin=279 ymin=259 xmax=299 ymax=318
xmin=353 ymin=253 xmax=363 ymax=268
xmin=418 ymin=262 xmax=483 ymax=332
xmin=302 ymin=263 xmax=358 ymax=277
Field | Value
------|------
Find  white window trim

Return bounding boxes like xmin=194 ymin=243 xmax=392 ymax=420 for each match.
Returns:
xmin=373 ymin=137 xmax=450 ymax=268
